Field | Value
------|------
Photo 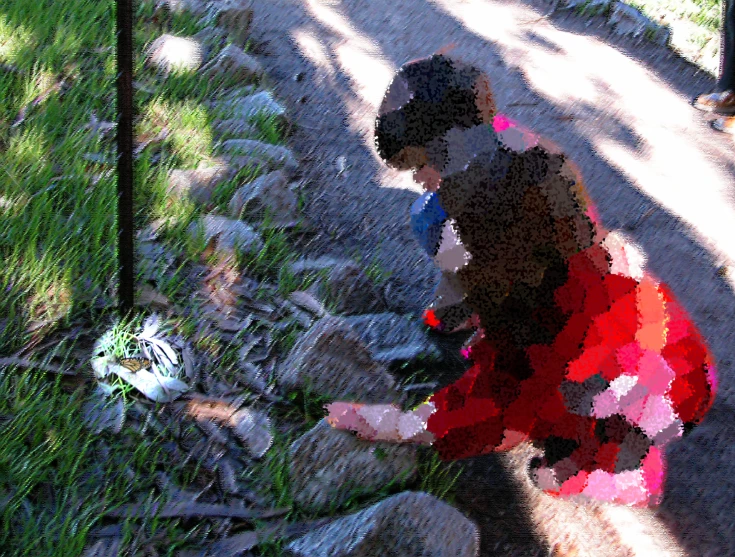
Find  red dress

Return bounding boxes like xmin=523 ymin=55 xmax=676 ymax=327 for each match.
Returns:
xmin=420 ymin=114 xmax=718 ymax=507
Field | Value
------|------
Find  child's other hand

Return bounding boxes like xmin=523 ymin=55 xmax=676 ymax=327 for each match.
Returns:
xmin=324 ymin=402 xmax=436 ymax=444
xmin=324 ymin=402 xmax=401 ymax=442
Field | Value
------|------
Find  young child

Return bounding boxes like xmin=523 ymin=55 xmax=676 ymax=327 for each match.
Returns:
xmin=325 ymin=53 xmax=718 ymax=507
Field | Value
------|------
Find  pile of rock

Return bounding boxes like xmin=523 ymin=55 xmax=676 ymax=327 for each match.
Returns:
xmin=89 ymin=1 xmax=482 ymax=555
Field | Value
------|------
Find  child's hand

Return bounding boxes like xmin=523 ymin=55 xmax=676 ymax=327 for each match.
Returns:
xmin=324 ymin=402 xmax=436 ymax=445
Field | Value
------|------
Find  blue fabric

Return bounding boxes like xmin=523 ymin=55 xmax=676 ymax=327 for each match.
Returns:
xmin=411 ymin=192 xmax=447 ymax=256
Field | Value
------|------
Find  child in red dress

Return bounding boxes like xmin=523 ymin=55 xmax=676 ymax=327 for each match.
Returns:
xmin=326 ymin=53 xmax=717 ymax=507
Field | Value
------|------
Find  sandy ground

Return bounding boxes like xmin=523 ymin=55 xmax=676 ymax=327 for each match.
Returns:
xmin=249 ymin=0 xmax=735 ymax=554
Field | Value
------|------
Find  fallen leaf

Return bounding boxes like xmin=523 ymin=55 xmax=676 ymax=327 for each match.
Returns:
xmin=11 ymin=78 xmax=67 ymax=128
xmin=81 ymin=538 xmax=123 ymax=557
xmin=288 ymin=291 xmax=327 ymax=317
xmin=200 ymin=232 xmax=222 ymax=262
xmin=136 ymin=285 xmax=171 ymax=309
xmin=82 ymin=387 xmax=125 ymax=434
xmin=105 ymin=501 xmax=290 ymax=520
xmin=210 ymin=517 xmax=336 ymax=556
xmin=0 ymin=356 xmax=74 ymax=375
xmin=108 ymin=363 xmax=189 ymax=402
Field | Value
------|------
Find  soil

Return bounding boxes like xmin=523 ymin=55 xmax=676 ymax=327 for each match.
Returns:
xmin=248 ymin=0 xmax=735 ymax=554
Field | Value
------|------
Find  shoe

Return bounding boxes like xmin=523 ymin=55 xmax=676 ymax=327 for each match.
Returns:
xmin=711 ymin=116 xmax=735 ymax=134
xmin=693 ymin=91 xmax=735 ymax=114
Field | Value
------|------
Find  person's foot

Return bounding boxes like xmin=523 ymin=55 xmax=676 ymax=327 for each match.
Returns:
xmin=711 ymin=115 xmax=735 ymax=134
xmin=693 ymin=91 xmax=735 ymax=114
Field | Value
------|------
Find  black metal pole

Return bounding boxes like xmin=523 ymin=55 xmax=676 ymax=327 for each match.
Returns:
xmin=117 ymin=0 xmax=135 ymax=316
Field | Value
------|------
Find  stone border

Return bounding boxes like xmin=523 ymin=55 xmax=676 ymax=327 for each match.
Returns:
xmin=554 ymin=0 xmax=720 ymax=76
xmin=557 ymin=0 xmax=671 ymax=45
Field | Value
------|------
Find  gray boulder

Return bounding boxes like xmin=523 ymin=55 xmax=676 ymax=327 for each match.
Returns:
xmin=167 ymin=165 xmax=233 ymax=206
xmin=285 ymin=491 xmax=480 ymax=557
xmin=288 ymin=256 xmax=388 ymax=315
xmin=288 ymin=420 xmax=417 ymax=513
xmin=212 ymin=90 xmax=287 ymax=123
xmin=275 ymin=315 xmax=400 ymax=404
xmin=208 ymin=0 xmax=254 ymax=47
xmin=342 ymin=313 xmax=441 ymax=364
xmin=212 ymin=118 xmax=260 ymax=140
xmin=228 ymin=170 xmax=300 ymax=228
xmin=154 ymin=0 xmax=209 ymax=16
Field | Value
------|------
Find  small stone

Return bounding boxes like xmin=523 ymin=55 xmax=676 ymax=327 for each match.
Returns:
xmin=288 ymin=290 xmax=328 ymax=317
xmin=212 ymin=90 xmax=287 ymax=122
xmin=230 ymin=406 xmax=273 ymax=458
xmin=167 ymin=165 xmax=233 ymax=206
xmin=228 ymin=170 xmax=300 ymax=228
xmin=608 ymin=2 xmax=661 ymax=41
xmin=216 ymin=139 xmax=299 ymax=174
xmin=201 ymin=44 xmax=264 ymax=81
xmin=187 ymin=214 xmax=263 ymax=257
xmin=145 ymin=34 xmax=205 ymax=74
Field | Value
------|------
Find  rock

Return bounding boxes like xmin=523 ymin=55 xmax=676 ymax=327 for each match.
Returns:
xmin=188 ymin=214 xmax=263 ymax=257
xmin=210 ymin=0 xmax=254 ymax=47
xmin=230 ymin=406 xmax=273 ymax=458
xmin=201 ymin=44 xmax=264 ymax=82
xmin=288 ymin=420 xmax=417 ymax=513
xmin=275 ymin=315 xmax=400 ymax=404
xmin=563 ymin=0 xmax=610 ymax=13
xmin=228 ymin=170 xmax=300 ymax=228
xmin=145 ymin=34 xmax=205 ymax=75
xmin=608 ymin=2 xmax=670 ymax=45
xmin=288 ymin=257 xmax=388 ymax=315
xmin=648 ymin=23 xmax=671 ymax=46
xmin=212 ymin=90 xmax=286 ymax=123
xmin=212 ymin=118 xmax=260 ymax=140
xmin=342 ymin=313 xmax=441 ymax=364
xmin=284 ymin=491 xmax=480 ymax=557
xmin=192 ymin=26 xmax=227 ymax=51
xmin=167 ymin=165 xmax=233 ymax=206
xmin=154 ymin=0 xmax=209 ymax=16
xmin=216 ymin=139 xmax=299 ymax=174
xmin=210 ymin=85 xmax=258 ymax=105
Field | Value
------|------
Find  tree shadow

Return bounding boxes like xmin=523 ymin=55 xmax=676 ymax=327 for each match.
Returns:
xmin=524 ymin=28 xmax=566 ymax=54
xmin=233 ymin=0 xmax=735 ymax=553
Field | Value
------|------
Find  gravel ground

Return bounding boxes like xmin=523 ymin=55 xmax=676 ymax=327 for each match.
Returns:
xmin=249 ymin=0 xmax=735 ymax=554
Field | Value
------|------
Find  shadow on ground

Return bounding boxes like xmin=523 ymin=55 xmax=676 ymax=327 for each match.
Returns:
xmin=253 ymin=0 xmax=735 ymax=553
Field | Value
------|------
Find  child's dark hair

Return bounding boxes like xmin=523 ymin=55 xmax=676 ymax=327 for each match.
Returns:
xmin=374 ymin=54 xmax=495 ymax=170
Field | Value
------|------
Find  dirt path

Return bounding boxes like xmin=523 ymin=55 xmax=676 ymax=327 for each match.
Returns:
xmin=249 ymin=0 xmax=735 ymax=554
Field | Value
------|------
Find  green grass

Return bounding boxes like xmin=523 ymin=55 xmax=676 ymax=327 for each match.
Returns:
xmin=0 ymin=352 xmax=194 ymax=556
xmin=0 ymin=0 xmax=466 ymax=554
